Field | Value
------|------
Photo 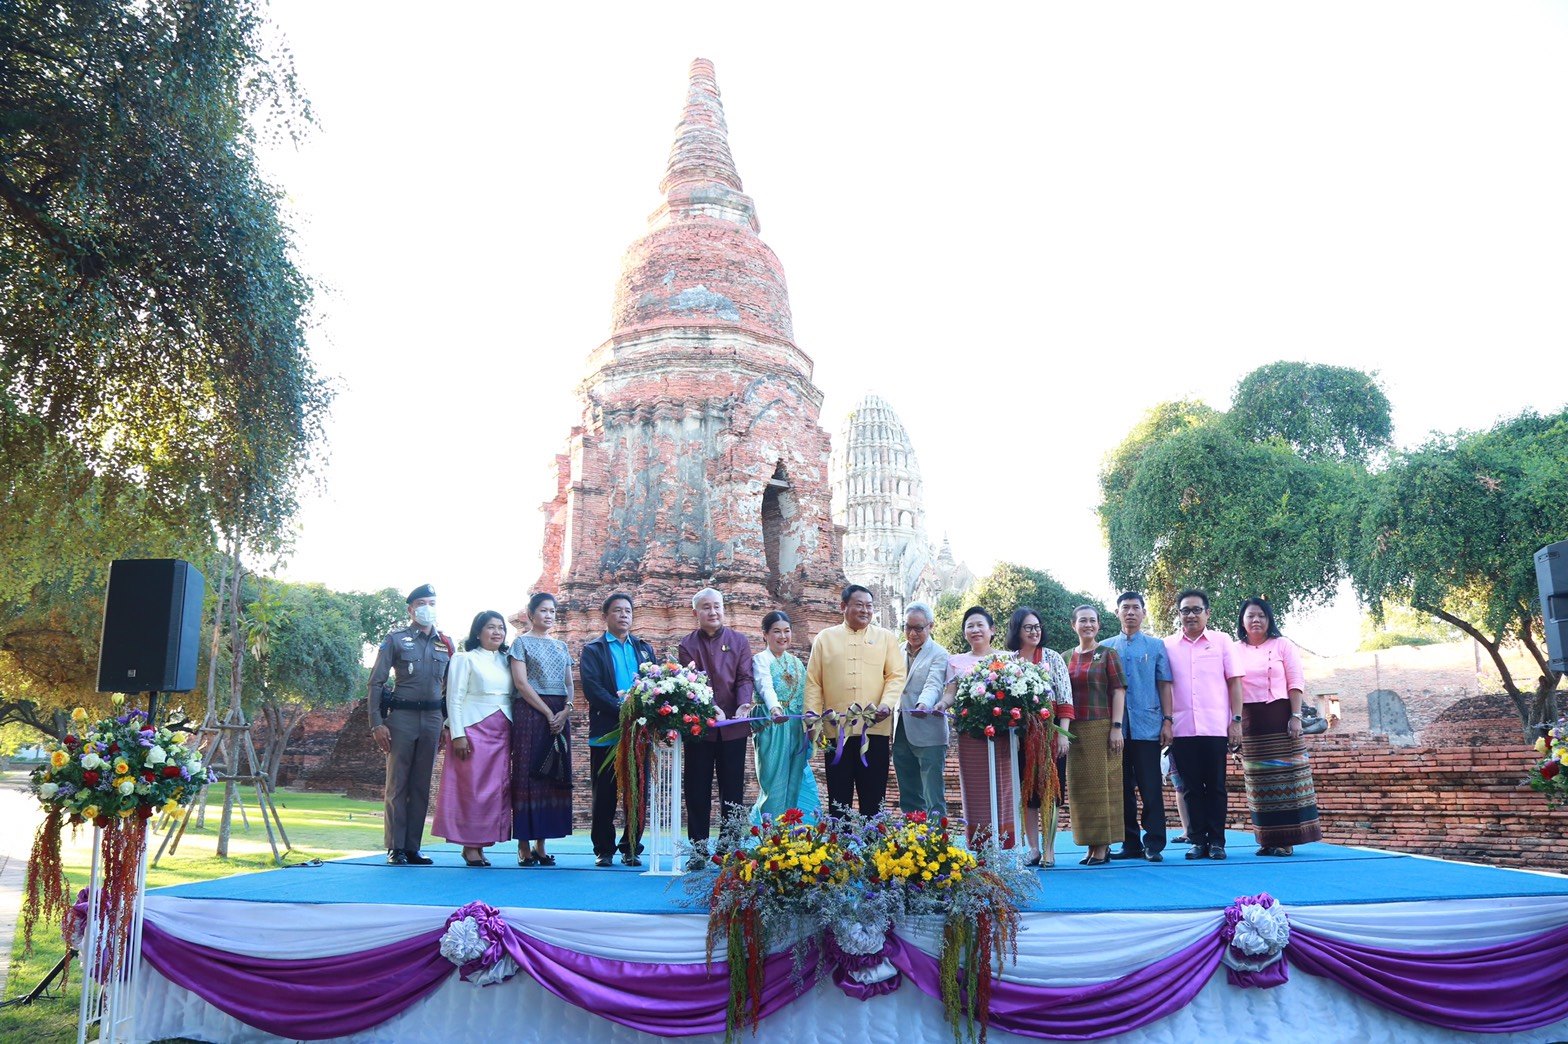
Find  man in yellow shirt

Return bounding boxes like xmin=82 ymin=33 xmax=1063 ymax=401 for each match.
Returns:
xmin=805 ymin=584 xmax=906 ymax=815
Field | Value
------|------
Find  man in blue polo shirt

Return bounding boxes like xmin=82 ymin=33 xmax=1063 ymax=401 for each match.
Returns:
xmin=1102 ymin=591 xmax=1174 ymax=862
xmin=579 ymin=592 xmax=657 ymax=866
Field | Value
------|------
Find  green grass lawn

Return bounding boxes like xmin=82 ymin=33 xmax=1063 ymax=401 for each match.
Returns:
xmin=2 ymin=785 xmax=387 ymax=1043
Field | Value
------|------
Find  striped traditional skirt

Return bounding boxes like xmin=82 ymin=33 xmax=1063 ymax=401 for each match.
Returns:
xmin=1241 ymin=699 xmax=1324 ymax=847
xmin=432 ymin=709 xmax=512 ymax=846
xmin=1066 ymin=720 xmax=1124 ymax=846
xmin=956 ymin=734 xmax=1018 ymax=848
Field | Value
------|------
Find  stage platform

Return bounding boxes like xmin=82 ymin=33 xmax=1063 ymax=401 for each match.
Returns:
xmin=128 ymin=832 xmax=1568 ymax=1043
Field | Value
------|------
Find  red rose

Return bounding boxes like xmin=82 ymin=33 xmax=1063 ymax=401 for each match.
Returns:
xmin=659 ymin=705 xmax=673 ymax=716
xmin=143 ymin=770 xmax=156 ymax=782
xmin=992 ymin=692 xmax=1002 ymax=700
xmin=711 ymin=853 xmax=723 ymax=865
xmin=665 ymin=730 xmax=678 ymax=742
xmin=750 ymin=825 xmax=761 ymax=836
xmin=959 ymin=709 xmax=969 ymax=717
xmin=108 ymin=743 xmax=119 ymax=754
xmin=162 ymin=765 xmax=181 ymax=778
xmin=1039 ymin=707 xmax=1051 ymax=719
xmin=769 ymin=860 xmax=780 ymax=871
xmin=682 ymin=714 xmax=695 ymax=724
xmin=705 ymin=719 xmax=716 ymax=729
xmin=82 ymin=770 xmax=101 ymax=787
xmin=908 ymin=811 xmax=927 ymax=823
xmin=689 ymin=725 xmax=701 ymax=736
xmin=992 ymin=707 xmax=1002 ymax=717
xmin=1545 ymin=762 xmax=1561 ymax=780
xmin=939 ymin=817 xmax=949 ymax=828
xmin=64 ymin=735 xmax=77 ymax=746
xmin=984 ymin=725 xmax=996 ymax=737
xmin=1010 ymin=708 xmax=1021 ymax=719
xmin=817 ymin=865 xmax=830 ymax=876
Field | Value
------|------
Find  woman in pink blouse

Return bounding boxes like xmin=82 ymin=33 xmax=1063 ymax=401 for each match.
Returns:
xmin=1231 ymin=597 xmax=1322 ymax=856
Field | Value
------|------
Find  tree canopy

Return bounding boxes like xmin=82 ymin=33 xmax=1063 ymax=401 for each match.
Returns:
xmin=1229 ymin=361 xmax=1393 ymax=463
xmin=1 ymin=0 xmax=329 ymax=541
xmin=933 ymin=563 xmax=1110 ymax=654
xmin=1346 ymin=410 xmax=1568 ymax=729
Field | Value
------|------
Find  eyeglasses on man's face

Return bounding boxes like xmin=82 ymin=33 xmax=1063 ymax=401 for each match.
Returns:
xmin=1177 ymin=606 xmax=1207 ymax=616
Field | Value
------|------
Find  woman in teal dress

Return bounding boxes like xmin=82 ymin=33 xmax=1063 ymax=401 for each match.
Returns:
xmin=751 ymin=610 xmax=821 ymax=820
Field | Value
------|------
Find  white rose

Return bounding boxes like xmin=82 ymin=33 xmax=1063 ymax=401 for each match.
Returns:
xmin=81 ymin=752 xmax=104 ymax=771
xmin=636 ymin=717 xmax=648 ymax=726
xmin=39 ymin=782 xmax=59 ymax=799
xmin=117 ymin=780 xmax=135 ymax=795
xmin=188 ymin=755 xmax=203 ymax=772
xmin=146 ymin=745 xmax=167 ymax=765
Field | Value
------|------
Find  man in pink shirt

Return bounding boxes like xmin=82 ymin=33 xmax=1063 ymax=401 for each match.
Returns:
xmin=1163 ymin=589 xmax=1244 ymax=860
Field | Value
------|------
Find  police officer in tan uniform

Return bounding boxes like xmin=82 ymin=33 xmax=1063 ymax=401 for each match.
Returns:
xmin=368 ymin=584 xmax=453 ymax=865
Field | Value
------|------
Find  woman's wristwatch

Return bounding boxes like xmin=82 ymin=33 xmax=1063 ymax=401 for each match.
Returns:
xmin=1231 ymin=715 xmax=1243 ymax=723
xmin=1111 ymin=721 xmax=1123 ymax=730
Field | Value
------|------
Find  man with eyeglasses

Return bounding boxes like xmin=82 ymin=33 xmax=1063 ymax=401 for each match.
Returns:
xmin=891 ymin=602 xmax=950 ymax=814
xmin=1163 ymin=589 xmax=1245 ymax=860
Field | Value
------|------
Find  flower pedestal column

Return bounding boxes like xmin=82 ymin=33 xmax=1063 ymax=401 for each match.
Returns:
xmin=643 ymin=742 xmax=685 ymax=876
xmin=75 ymin=820 xmax=151 ymax=1044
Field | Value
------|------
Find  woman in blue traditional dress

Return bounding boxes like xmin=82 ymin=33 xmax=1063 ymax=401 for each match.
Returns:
xmin=750 ymin=610 xmax=820 ymax=820
xmin=509 ymin=592 xmax=574 ymax=866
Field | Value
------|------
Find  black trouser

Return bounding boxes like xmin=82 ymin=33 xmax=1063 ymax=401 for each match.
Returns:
xmin=1170 ymin=736 xmax=1229 ymax=849
xmin=1121 ymin=738 xmax=1167 ymax=854
xmin=589 ymin=744 xmax=645 ymax=857
xmin=823 ymin=735 xmax=891 ymax=817
xmin=683 ymin=735 xmax=748 ymax=843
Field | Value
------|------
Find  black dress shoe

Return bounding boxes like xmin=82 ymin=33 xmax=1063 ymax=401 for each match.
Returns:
xmin=1109 ymin=848 xmax=1145 ymax=860
xmin=622 ymin=854 xmax=642 ymax=867
xmin=595 ymin=854 xmax=614 ymax=867
xmin=386 ymin=849 xmax=408 ymax=866
xmin=1209 ymin=846 xmax=1227 ymax=860
xmin=1146 ymin=851 xmax=1164 ymax=863
xmin=404 ymin=851 xmax=433 ymax=865
xmin=1185 ymin=845 xmax=1209 ymax=860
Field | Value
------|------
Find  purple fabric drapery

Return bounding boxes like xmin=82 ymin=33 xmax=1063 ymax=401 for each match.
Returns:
xmin=137 ymin=912 xmax=1568 ymax=1041
xmin=139 ymin=918 xmax=813 ymax=1041
xmin=1289 ymin=924 xmax=1568 ymax=1034
xmin=887 ymin=933 xmax=1224 ymax=1040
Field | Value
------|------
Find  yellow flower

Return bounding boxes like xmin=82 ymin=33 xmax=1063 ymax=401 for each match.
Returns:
xmin=82 ymin=805 xmax=100 ymax=820
xmin=117 ymin=806 xmax=135 ymax=818
xmin=111 ymin=693 xmax=125 ymax=707
xmin=1538 ymin=737 xmax=1551 ymax=755
xmin=161 ymin=799 xmax=181 ymax=816
xmin=71 ymin=707 xmax=88 ymax=722
xmin=113 ymin=758 xmax=130 ymax=776
xmin=50 ymin=749 xmax=69 ymax=769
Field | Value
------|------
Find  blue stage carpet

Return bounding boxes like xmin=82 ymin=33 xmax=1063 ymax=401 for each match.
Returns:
xmin=151 ymin=831 xmax=1568 ymax=915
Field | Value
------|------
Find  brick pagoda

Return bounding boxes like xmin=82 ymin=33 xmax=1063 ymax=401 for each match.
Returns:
xmin=536 ymin=58 xmax=846 ymax=654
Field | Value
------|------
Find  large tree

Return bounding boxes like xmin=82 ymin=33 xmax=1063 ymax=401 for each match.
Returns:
xmin=0 ymin=0 xmax=328 ymax=736
xmin=1347 ymin=410 xmax=1568 ymax=732
xmin=1099 ymin=364 xmax=1383 ymax=623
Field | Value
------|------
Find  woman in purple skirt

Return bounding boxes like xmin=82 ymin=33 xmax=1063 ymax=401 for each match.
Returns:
xmin=509 ymin=592 xmax=575 ymax=866
xmin=433 ymin=611 xmax=513 ymax=866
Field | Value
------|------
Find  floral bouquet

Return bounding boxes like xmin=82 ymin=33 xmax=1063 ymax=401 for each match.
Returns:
xmin=21 ymin=700 xmax=214 ymax=958
xmin=697 ymin=807 xmax=861 ymax=1039
xmin=948 ymin=655 xmax=1066 ymax=810
xmin=1220 ymin=893 xmax=1291 ymax=988
xmin=864 ymin=810 xmax=1036 ymax=1042
xmin=1529 ymin=721 xmax=1568 ymax=806
xmin=606 ymin=661 xmax=718 ymax=847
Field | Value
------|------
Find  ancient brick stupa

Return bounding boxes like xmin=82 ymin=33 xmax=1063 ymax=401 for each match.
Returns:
xmin=536 ymin=59 xmax=845 ymax=653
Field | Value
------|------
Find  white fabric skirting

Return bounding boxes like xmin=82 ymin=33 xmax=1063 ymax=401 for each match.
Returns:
xmin=127 ymin=894 xmax=1568 ymax=1043
xmin=132 ymin=961 xmax=1568 ymax=1044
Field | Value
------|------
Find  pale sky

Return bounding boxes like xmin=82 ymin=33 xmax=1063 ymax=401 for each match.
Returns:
xmin=262 ymin=2 xmax=1568 ymax=654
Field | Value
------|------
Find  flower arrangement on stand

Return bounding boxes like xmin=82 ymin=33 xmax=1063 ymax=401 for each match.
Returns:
xmin=1220 ymin=893 xmax=1291 ymax=988
xmin=948 ymin=656 xmax=1068 ymax=816
xmin=699 ymin=807 xmax=861 ymax=1039
xmin=21 ymin=702 xmax=213 ymax=955
xmin=863 ymin=811 xmax=1034 ymax=1042
xmin=603 ymin=661 xmax=717 ymax=843
xmin=689 ymin=807 xmax=1037 ymax=1043
xmin=1529 ymin=720 xmax=1568 ymax=805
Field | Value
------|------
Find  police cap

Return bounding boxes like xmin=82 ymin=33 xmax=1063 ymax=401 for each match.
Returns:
xmin=406 ymin=583 xmax=436 ymax=603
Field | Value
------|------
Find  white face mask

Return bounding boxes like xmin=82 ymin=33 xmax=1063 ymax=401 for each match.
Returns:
xmin=413 ymin=605 xmax=437 ymax=628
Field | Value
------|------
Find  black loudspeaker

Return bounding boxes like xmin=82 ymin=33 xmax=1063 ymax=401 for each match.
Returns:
xmin=96 ymin=559 xmax=206 ymax=693
xmin=1536 ymin=541 xmax=1568 ymax=673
